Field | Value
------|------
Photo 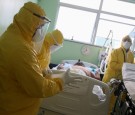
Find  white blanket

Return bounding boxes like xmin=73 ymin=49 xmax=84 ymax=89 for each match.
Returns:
xmin=69 ymin=67 xmax=86 ymax=76
xmin=122 ymin=63 xmax=135 ymax=100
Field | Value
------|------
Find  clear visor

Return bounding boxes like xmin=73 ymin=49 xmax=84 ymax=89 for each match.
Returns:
xmin=40 ymin=22 xmax=50 ymax=40
xmin=50 ymin=45 xmax=62 ymax=53
xmin=33 ymin=39 xmax=44 ymax=54
xmin=33 ymin=23 xmax=50 ymax=54
xmin=32 ymin=13 xmax=51 ymax=42
xmin=33 ymin=13 xmax=51 ymax=54
xmin=50 ymin=33 xmax=63 ymax=53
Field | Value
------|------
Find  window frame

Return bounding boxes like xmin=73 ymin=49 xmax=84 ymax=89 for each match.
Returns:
xmin=56 ymin=0 xmax=135 ymax=49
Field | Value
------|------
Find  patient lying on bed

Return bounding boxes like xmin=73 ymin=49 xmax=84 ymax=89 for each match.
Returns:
xmin=57 ymin=60 xmax=101 ymax=80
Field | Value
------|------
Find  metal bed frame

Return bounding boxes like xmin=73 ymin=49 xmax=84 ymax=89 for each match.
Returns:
xmin=110 ymin=80 xmax=135 ymax=115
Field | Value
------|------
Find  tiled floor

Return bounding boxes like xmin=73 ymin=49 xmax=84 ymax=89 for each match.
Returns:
xmin=45 ymin=109 xmax=64 ymax=115
xmin=38 ymin=108 xmax=64 ymax=115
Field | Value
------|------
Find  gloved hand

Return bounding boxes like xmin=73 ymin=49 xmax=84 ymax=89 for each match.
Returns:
xmin=107 ymin=78 xmax=121 ymax=87
xmin=42 ymin=69 xmax=53 ymax=77
xmin=57 ymin=69 xmax=83 ymax=84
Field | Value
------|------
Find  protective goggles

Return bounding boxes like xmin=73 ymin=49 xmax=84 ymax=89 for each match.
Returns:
xmin=24 ymin=7 xmax=51 ymax=24
xmin=122 ymin=39 xmax=132 ymax=43
xmin=33 ymin=13 xmax=51 ymax=23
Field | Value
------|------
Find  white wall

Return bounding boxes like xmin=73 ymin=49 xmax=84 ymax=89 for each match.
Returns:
xmin=0 ymin=0 xmax=37 ymax=35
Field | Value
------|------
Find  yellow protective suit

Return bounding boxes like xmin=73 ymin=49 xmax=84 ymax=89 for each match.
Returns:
xmin=102 ymin=47 xmax=134 ymax=83
xmin=37 ymin=29 xmax=64 ymax=70
xmin=102 ymin=44 xmax=134 ymax=115
xmin=0 ymin=2 xmax=63 ymax=115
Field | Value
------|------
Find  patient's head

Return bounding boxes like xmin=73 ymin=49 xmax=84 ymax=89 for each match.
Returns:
xmin=57 ymin=63 xmax=64 ymax=70
xmin=57 ymin=62 xmax=72 ymax=70
xmin=74 ymin=59 xmax=85 ymax=67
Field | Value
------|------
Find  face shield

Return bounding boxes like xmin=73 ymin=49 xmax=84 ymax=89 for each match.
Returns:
xmin=32 ymin=13 xmax=51 ymax=54
xmin=50 ymin=33 xmax=63 ymax=53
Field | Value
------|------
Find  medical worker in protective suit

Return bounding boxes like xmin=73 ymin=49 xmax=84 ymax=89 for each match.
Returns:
xmin=102 ymin=35 xmax=134 ymax=114
xmin=0 ymin=2 xmax=79 ymax=115
xmin=37 ymin=29 xmax=63 ymax=72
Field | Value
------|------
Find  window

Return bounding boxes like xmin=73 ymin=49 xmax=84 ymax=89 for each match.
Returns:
xmin=55 ymin=0 xmax=135 ymax=49
xmin=60 ymin=0 xmax=101 ymax=9
xmin=95 ymin=14 xmax=135 ymax=48
xmin=102 ymin=0 xmax=135 ymax=17
xmin=56 ymin=6 xmax=97 ymax=43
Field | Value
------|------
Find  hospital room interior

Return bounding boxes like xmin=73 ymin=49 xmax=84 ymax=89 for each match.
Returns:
xmin=1 ymin=0 xmax=135 ymax=115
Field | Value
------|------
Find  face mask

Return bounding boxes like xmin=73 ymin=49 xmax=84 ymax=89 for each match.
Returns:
xmin=50 ymin=45 xmax=62 ymax=53
xmin=123 ymin=41 xmax=131 ymax=50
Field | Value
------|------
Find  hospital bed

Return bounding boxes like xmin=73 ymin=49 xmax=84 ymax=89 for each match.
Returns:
xmin=38 ymin=60 xmax=110 ymax=115
xmin=52 ymin=60 xmax=101 ymax=80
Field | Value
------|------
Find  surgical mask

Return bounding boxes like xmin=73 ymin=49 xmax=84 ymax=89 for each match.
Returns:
xmin=122 ymin=41 xmax=131 ymax=50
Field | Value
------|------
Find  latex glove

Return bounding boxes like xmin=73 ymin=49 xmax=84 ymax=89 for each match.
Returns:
xmin=59 ymin=69 xmax=83 ymax=84
xmin=42 ymin=69 xmax=52 ymax=77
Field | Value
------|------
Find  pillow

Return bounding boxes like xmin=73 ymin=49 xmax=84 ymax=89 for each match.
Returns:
xmin=62 ymin=60 xmax=98 ymax=69
xmin=52 ymin=62 xmax=72 ymax=70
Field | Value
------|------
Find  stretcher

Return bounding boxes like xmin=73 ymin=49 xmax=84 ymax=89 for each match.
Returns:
xmin=110 ymin=81 xmax=135 ymax=115
xmin=109 ymin=63 xmax=135 ymax=115
xmin=38 ymin=69 xmax=110 ymax=115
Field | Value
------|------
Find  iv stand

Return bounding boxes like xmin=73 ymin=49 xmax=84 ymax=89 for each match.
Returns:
xmin=99 ymin=30 xmax=113 ymax=74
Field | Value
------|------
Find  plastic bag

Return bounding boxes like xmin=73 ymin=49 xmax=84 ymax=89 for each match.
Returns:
xmin=92 ymin=85 xmax=106 ymax=101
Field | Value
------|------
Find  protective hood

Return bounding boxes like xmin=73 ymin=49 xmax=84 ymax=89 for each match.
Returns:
xmin=13 ymin=2 xmax=46 ymax=42
xmin=121 ymin=35 xmax=132 ymax=49
xmin=44 ymin=29 xmax=64 ymax=47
